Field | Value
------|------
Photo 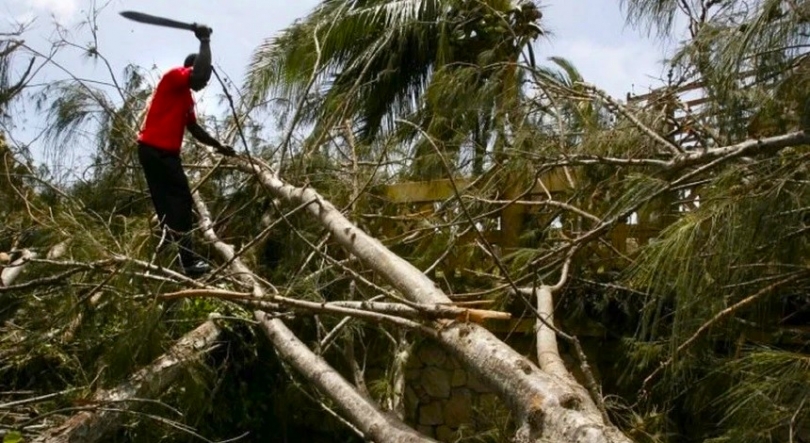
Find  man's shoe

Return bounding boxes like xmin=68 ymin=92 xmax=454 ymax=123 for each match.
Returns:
xmin=183 ymin=260 xmax=211 ymax=277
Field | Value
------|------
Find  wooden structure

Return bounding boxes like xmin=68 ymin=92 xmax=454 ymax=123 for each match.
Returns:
xmin=377 ymin=168 xmax=663 ymax=278
xmin=372 ymin=76 xmax=745 ymax=280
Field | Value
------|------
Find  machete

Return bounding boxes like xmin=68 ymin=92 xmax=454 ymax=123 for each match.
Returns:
xmin=120 ymin=11 xmax=210 ymax=33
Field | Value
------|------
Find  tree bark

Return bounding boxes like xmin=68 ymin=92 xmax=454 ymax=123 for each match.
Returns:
xmin=233 ymin=158 xmax=632 ymax=443
xmin=1 ymin=250 xmax=34 ymax=287
xmin=33 ymin=320 xmax=222 ymax=443
xmin=535 ymin=286 xmax=572 ymax=381
xmin=192 ymin=192 xmax=437 ymax=443
xmin=258 ymin=314 xmax=433 ymax=443
xmin=1 ymin=240 xmax=71 ymax=287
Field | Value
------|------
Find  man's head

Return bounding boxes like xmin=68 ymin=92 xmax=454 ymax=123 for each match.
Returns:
xmin=183 ymin=53 xmax=207 ymax=91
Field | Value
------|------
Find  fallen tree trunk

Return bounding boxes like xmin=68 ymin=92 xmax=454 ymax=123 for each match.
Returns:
xmin=32 ymin=320 xmax=222 ymax=443
xmin=192 ymin=192 xmax=437 ymax=443
xmin=234 ymin=158 xmax=631 ymax=443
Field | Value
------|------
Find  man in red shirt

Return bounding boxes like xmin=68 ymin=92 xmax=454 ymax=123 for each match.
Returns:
xmin=137 ymin=24 xmax=235 ymax=277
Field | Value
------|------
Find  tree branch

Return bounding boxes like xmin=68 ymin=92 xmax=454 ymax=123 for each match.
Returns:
xmin=641 ymin=272 xmax=804 ymax=394
xmin=191 ymin=189 xmax=437 ymax=442
xmin=32 ymin=321 xmax=222 ymax=443
xmin=162 ymin=288 xmax=509 ymax=323
xmin=228 ymin=151 xmax=632 ymax=443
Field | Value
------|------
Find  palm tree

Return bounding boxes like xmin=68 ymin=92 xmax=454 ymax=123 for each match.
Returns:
xmin=244 ymin=0 xmax=543 ymax=177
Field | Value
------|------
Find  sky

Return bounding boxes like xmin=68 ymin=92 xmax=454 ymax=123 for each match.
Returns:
xmin=2 ymin=0 xmax=677 ymax=172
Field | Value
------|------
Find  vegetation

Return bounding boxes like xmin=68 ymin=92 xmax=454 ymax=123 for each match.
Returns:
xmin=1 ymin=1 xmax=809 ymax=442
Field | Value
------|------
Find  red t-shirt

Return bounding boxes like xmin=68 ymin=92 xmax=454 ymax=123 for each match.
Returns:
xmin=137 ymin=67 xmax=197 ymax=152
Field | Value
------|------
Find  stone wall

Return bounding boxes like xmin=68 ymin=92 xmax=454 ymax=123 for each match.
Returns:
xmin=400 ymin=324 xmax=606 ymax=441
xmin=404 ymin=339 xmax=506 ymax=442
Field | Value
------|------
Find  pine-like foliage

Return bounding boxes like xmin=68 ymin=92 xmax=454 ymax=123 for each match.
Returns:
xmin=3 ymin=2 xmax=810 ymax=443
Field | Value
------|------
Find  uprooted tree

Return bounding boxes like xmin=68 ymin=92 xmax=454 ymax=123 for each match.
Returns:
xmin=2 ymin=1 xmax=810 ymax=442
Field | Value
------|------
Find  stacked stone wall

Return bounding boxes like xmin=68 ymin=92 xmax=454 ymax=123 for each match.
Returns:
xmin=404 ymin=340 xmax=505 ymax=441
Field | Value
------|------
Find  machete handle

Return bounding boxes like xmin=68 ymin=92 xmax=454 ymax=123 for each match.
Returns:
xmin=191 ymin=23 xmax=214 ymax=38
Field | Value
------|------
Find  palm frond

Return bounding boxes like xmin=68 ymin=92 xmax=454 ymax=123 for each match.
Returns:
xmin=621 ymin=0 xmax=681 ymax=37
xmin=41 ymin=82 xmax=113 ymax=157
xmin=244 ymin=0 xmax=540 ymax=140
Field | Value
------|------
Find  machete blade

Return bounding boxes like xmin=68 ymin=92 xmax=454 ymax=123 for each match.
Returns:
xmin=120 ymin=10 xmax=197 ymax=32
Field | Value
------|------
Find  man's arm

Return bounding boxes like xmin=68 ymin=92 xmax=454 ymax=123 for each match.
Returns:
xmin=187 ymin=121 xmax=235 ymax=156
xmin=190 ymin=25 xmax=212 ymax=90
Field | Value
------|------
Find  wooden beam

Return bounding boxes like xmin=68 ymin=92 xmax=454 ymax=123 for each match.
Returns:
xmin=530 ymin=168 xmax=576 ymax=194
xmin=381 ymin=169 xmax=576 ymax=204
xmin=627 ymin=69 xmax=762 ymax=104
xmin=382 ymin=178 xmax=472 ymax=203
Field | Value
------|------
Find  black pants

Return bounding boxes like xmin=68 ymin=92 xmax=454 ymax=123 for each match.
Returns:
xmin=137 ymin=143 xmax=198 ymax=267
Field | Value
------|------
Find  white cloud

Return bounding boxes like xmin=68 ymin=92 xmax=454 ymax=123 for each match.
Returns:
xmin=557 ymin=38 xmax=667 ymax=99
xmin=537 ymin=0 xmax=675 ymax=100
xmin=21 ymin=0 xmax=79 ymax=22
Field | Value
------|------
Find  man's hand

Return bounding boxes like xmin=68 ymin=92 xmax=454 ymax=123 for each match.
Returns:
xmin=217 ymin=144 xmax=236 ymax=156
xmin=192 ymin=23 xmax=212 ymax=41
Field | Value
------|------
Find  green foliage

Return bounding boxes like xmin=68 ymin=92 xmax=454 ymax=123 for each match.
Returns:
xmin=245 ymin=0 xmax=544 ymax=180
xmin=2 ymin=431 xmax=22 ymax=443
xmin=711 ymin=348 xmax=810 ymax=442
xmin=618 ymin=126 xmax=810 ymax=442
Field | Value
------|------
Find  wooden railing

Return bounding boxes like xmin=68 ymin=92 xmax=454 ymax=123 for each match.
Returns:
xmin=376 ymin=168 xmax=665 ymax=277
